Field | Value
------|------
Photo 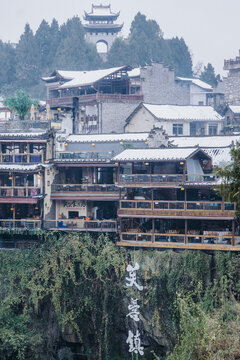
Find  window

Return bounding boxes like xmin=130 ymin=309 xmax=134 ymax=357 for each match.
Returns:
xmin=173 ymin=124 xmax=183 ymax=135
xmin=190 ymin=123 xmax=196 ymax=136
xmin=209 ymin=125 xmax=217 ymax=136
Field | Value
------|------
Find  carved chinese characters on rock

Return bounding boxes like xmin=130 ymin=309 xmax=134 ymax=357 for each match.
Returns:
xmin=125 ymin=262 xmax=144 ymax=356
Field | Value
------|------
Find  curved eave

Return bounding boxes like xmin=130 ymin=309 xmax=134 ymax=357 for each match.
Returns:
xmin=83 ymin=24 xmax=123 ymax=32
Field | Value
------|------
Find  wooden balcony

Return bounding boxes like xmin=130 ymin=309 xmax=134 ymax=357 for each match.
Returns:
xmin=55 ymin=150 xmax=119 ymax=162
xmin=117 ymin=232 xmax=240 ymax=251
xmin=46 ymin=93 xmax=143 ymax=107
xmin=0 ymin=152 xmax=44 ymax=164
xmin=0 ymin=219 xmax=41 ymax=230
xmin=118 ymin=173 xmax=217 ymax=187
xmin=51 ymin=184 xmax=119 ymax=200
xmin=118 ymin=200 xmax=236 ymax=219
xmin=44 ymin=219 xmax=117 ymax=232
xmin=0 ymin=187 xmax=42 ymax=203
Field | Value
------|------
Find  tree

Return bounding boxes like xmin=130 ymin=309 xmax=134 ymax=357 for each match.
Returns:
xmin=16 ymin=24 xmax=41 ymax=87
xmin=4 ymin=89 xmax=38 ymax=120
xmin=216 ymin=143 xmax=240 ymax=214
xmin=200 ymin=63 xmax=220 ymax=87
xmin=167 ymin=37 xmax=193 ymax=77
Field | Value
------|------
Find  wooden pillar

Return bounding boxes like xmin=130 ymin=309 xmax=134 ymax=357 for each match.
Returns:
xmin=232 ymin=220 xmax=235 ymax=246
xmin=185 ymin=219 xmax=188 ymax=244
xmin=152 ymin=218 xmax=155 ymax=243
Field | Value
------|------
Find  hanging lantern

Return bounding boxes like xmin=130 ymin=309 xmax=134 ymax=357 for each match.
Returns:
xmin=181 ymin=187 xmax=185 ymax=191
xmin=92 ymin=143 xmax=95 ymax=147
xmin=64 ymin=142 xmax=68 ymax=147
xmin=10 ymin=207 xmax=14 ymax=211
xmin=145 ymin=141 xmax=149 ymax=145
xmin=120 ymin=141 xmax=123 ymax=145
xmin=8 ymin=176 xmax=12 ymax=180
xmin=180 ymin=161 xmax=184 ymax=165
xmin=115 ymin=162 xmax=118 ymax=165
xmin=35 ymin=206 xmax=39 ymax=210
xmin=145 ymin=162 xmax=149 ymax=166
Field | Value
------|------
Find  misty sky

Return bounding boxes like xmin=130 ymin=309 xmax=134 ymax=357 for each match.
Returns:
xmin=1 ymin=0 xmax=240 ymax=76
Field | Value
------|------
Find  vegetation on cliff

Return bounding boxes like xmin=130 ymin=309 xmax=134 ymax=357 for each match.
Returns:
xmin=0 ymin=233 xmax=239 ymax=359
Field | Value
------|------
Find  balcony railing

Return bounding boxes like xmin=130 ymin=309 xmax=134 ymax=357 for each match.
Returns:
xmin=0 ymin=186 xmax=41 ymax=197
xmin=120 ymin=232 xmax=240 ymax=247
xmin=44 ymin=219 xmax=117 ymax=231
xmin=119 ymin=200 xmax=235 ymax=217
xmin=55 ymin=150 xmax=119 ymax=161
xmin=51 ymin=184 xmax=119 ymax=193
xmin=0 ymin=153 xmax=44 ymax=164
xmin=118 ymin=173 xmax=217 ymax=186
xmin=47 ymin=93 xmax=143 ymax=106
xmin=0 ymin=219 xmax=41 ymax=229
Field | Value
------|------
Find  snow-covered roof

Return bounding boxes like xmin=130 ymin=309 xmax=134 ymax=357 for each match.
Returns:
xmin=66 ymin=133 xmax=149 ymax=143
xmin=86 ymin=4 xmax=118 ymax=16
xmin=0 ymin=164 xmax=42 ymax=171
xmin=113 ymin=148 xmax=207 ymax=162
xmin=203 ymin=147 xmax=232 ymax=167
xmin=128 ymin=68 xmax=141 ymax=78
xmin=143 ymin=104 xmax=223 ymax=121
xmin=59 ymin=66 xmax=128 ymax=89
xmin=177 ymin=77 xmax=213 ymax=91
xmin=0 ymin=131 xmax=48 ymax=139
xmin=229 ymin=106 xmax=240 ymax=114
xmin=169 ymin=135 xmax=240 ymax=148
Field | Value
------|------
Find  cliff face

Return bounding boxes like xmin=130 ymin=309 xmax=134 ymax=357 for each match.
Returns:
xmin=0 ymin=233 xmax=239 ymax=360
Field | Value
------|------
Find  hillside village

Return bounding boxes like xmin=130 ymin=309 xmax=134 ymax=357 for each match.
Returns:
xmin=1 ymin=4 xmax=240 ymax=252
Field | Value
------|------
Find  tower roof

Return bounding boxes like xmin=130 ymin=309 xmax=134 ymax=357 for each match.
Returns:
xmin=84 ymin=4 xmax=120 ymax=20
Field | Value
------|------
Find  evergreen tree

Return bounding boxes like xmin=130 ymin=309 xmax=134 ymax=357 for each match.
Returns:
xmin=0 ymin=41 xmax=16 ymax=86
xmin=200 ymin=63 xmax=220 ymax=87
xmin=35 ymin=20 xmax=51 ymax=69
xmin=16 ymin=24 xmax=41 ymax=87
xmin=54 ymin=17 xmax=102 ymax=70
xmin=167 ymin=37 xmax=193 ymax=77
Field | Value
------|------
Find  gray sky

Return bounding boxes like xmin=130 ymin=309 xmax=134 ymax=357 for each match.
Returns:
xmin=1 ymin=0 xmax=240 ymax=76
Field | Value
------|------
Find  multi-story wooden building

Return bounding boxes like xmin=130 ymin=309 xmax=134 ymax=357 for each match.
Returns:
xmin=0 ymin=120 xmax=53 ymax=232
xmin=113 ymin=147 xmax=240 ymax=251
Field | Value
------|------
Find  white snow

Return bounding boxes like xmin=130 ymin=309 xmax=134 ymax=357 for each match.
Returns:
xmin=144 ymin=104 xmax=223 ymax=121
xmin=128 ymin=68 xmax=141 ymax=78
xmin=0 ymin=164 xmax=42 ymax=171
xmin=169 ymin=135 xmax=240 ymax=148
xmin=113 ymin=148 xmax=203 ymax=161
xmin=229 ymin=106 xmax=240 ymax=114
xmin=0 ymin=132 xmax=48 ymax=138
xmin=67 ymin=133 xmax=149 ymax=143
xmin=177 ymin=77 xmax=213 ymax=90
xmin=59 ymin=66 xmax=127 ymax=88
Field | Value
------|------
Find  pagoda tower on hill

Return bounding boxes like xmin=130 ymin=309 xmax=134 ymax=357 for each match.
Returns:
xmin=83 ymin=4 xmax=123 ymax=59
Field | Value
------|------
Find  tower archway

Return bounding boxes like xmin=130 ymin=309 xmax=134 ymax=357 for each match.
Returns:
xmin=96 ymin=40 xmax=108 ymax=54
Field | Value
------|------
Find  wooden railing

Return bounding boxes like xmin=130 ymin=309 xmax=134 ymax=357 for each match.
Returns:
xmin=120 ymin=232 xmax=240 ymax=246
xmin=55 ymin=150 xmax=119 ymax=161
xmin=119 ymin=200 xmax=235 ymax=217
xmin=0 ymin=219 xmax=41 ymax=229
xmin=44 ymin=219 xmax=117 ymax=231
xmin=0 ymin=186 xmax=41 ymax=197
xmin=118 ymin=173 xmax=217 ymax=185
xmin=47 ymin=93 xmax=143 ymax=106
xmin=0 ymin=153 xmax=44 ymax=163
xmin=51 ymin=184 xmax=118 ymax=193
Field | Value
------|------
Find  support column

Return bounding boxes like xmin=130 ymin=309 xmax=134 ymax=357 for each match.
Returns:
xmin=185 ymin=219 xmax=188 ymax=244
xmin=152 ymin=218 xmax=155 ymax=243
xmin=232 ymin=220 xmax=235 ymax=246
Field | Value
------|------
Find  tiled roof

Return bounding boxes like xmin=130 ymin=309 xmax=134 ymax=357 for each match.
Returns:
xmin=176 ymin=77 xmax=213 ymax=90
xmin=144 ymin=104 xmax=223 ymax=121
xmin=66 ymin=133 xmax=149 ymax=143
xmin=113 ymin=148 xmax=205 ymax=161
